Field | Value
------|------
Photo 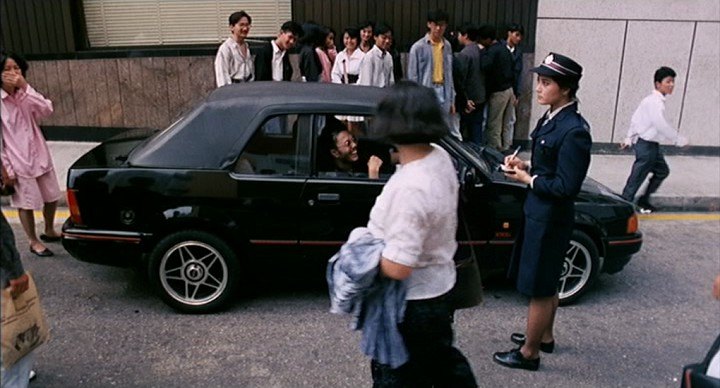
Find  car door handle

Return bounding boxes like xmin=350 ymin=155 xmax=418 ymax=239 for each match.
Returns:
xmin=317 ymin=193 xmax=340 ymax=201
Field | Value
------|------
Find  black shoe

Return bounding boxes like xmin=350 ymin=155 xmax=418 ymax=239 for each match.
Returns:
xmin=30 ymin=247 xmax=54 ymax=257
xmin=493 ymin=348 xmax=540 ymax=371
xmin=40 ymin=233 xmax=62 ymax=243
xmin=510 ymin=333 xmax=555 ymax=353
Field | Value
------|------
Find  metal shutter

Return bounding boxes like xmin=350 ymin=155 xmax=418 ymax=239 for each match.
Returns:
xmin=84 ymin=0 xmax=292 ymax=47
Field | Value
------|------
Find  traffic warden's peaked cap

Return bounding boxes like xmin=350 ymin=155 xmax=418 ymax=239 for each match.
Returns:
xmin=531 ymin=52 xmax=583 ymax=82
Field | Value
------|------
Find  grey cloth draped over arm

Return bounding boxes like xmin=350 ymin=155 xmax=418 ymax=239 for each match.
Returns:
xmin=327 ymin=227 xmax=408 ymax=368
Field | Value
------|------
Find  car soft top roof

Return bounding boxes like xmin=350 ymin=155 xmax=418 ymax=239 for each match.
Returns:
xmin=128 ymin=82 xmax=391 ymax=169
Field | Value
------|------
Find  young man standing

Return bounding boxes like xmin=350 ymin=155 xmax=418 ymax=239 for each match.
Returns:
xmin=214 ymin=11 xmax=254 ymax=87
xmin=407 ymin=10 xmax=458 ymax=139
xmin=620 ymin=66 xmax=688 ymax=213
xmin=479 ymin=24 xmax=516 ymax=152
xmin=454 ymin=23 xmax=486 ymax=144
xmin=501 ymin=23 xmax=524 ymax=150
xmin=357 ymin=24 xmax=395 ymax=88
xmin=254 ymin=21 xmax=304 ymax=82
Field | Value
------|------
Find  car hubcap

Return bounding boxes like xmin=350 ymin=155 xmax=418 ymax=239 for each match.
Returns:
xmin=159 ymin=241 xmax=228 ymax=306
xmin=558 ymin=240 xmax=592 ymax=300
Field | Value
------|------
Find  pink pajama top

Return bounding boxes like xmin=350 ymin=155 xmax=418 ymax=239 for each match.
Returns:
xmin=1 ymin=85 xmax=54 ymax=179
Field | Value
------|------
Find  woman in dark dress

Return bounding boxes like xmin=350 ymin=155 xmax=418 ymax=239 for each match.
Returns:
xmin=493 ymin=52 xmax=592 ymax=371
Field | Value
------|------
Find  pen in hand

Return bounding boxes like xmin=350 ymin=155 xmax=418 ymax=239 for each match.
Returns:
xmin=509 ymin=146 xmax=521 ymax=161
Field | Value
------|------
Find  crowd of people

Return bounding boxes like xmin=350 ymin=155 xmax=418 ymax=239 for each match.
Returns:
xmin=0 ymin=7 xmax=701 ymax=387
xmin=213 ymin=10 xmax=526 ymax=152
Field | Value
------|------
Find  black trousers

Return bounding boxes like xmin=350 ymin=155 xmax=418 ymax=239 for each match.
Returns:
xmin=371 ymin=295 xmax=477 ymax=388
xmin=621 ymin=139 xmax=670 ymax=203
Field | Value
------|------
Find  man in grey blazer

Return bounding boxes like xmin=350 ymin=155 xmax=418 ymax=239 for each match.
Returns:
xmin=454 ymin=23 xmax=486 ymax=144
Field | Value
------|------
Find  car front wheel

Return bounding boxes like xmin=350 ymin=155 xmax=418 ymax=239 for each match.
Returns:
xmin=149 ymin=231 xmax=239 ymax=313
xmin=558 ymin=230 xmax=600 ymax=305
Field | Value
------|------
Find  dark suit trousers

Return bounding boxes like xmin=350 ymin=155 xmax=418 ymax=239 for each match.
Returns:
xmin=621 ymin=138 xmax=670 ymax=202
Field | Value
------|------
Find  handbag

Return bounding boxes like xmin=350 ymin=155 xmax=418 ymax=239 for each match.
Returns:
xmin=1 ymin=272 xmax=50 ymax=369
xmin=447 ymin=193 xmax=484 ymax=310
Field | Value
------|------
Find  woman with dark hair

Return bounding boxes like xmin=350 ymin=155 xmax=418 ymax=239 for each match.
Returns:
xmin=358 ymin=20 xmax=375 ymax=53
xmin=1 ymin=52 xmax=62 ymax=257
xmin=331 ymin=27 xmax=364 ymax=85
xmin=315 ymin=26 xmax=336 ymax=82
xmin=493 ymin=52 xmax=592 ymax=371
xmin=365 ymin=80 xmax=477 ymax=386
xmin=299 ymin=22 xmax=323 ymax=82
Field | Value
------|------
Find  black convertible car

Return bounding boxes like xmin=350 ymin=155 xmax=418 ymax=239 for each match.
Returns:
xmin=62 ymin=82 xmax=642 ymax=313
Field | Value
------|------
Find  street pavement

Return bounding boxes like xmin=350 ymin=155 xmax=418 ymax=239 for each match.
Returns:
xmin=1 ymin=141 xmax=719 ymax=211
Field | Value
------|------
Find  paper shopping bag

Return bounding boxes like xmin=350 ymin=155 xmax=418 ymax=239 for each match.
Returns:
xmin=1 ymin=272 xmax=50 ymax=369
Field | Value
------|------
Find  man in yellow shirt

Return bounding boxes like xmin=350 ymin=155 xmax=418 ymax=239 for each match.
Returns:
xmin=407 ymin=9 xmax=459 ymax=139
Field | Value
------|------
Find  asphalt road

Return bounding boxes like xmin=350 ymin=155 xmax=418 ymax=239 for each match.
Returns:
xmin=4 ymin=215 xmax=719 ymax=387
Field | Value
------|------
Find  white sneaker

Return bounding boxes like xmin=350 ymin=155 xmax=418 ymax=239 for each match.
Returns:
xmin=29 ymin=369 xmax=37 ymax=381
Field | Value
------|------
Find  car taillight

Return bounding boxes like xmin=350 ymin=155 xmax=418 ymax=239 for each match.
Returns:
xmin=67 ymin=189 xmax=84 ymax=226
xmin=626 ymin=213 xmax=638 ymax=234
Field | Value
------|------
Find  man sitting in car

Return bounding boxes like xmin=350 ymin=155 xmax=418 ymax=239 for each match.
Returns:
xmin=318 ymin=119 xmax=388 ymax=179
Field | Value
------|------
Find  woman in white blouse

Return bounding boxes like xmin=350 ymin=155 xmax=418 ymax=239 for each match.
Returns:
xmin=331 ymin=27 xmax=365 ymax=85
xmin=366 ymin=81 xmax=477 ymax=386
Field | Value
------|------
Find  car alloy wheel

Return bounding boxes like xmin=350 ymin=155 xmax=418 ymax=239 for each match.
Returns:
xmin=150 ymin=231 xmax=239 ymax=313
xmin=558 ymin=230 xmax=600 ymax=305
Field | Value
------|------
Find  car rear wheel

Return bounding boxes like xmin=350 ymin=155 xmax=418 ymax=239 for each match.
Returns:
xmin=558 ymin=230 xmax=600 ymax=305
xmin=149 ymin=231 xmax=239 ymax=313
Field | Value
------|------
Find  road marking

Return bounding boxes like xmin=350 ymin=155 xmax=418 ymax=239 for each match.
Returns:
xmin=638 ymin=213 xmax=720 ymax=221
xmin=2 ymin=209 xmax=71 ymax=220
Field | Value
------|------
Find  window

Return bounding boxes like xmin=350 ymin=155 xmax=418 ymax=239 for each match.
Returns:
xmin=83 ymin=0 xmax=291 ymax=47
xmin=314 ymin=114 xmax=395 ymax=180
xmin=232 ymin=114 xmax=310 ymax=177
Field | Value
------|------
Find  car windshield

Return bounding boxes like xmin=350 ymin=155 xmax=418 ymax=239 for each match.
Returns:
xmin=442 ymin=137 xmax=495 ymax=176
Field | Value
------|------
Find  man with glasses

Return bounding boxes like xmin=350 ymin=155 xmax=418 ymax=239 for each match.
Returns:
xmin=215 ymin=11 xmax=254 ymax=87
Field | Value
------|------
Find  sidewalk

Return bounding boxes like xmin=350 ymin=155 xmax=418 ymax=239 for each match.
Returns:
xmin=2 ymin=141 xmax=719 ymax=212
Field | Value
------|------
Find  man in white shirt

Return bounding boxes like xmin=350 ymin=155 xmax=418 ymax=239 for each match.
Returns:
xmin=620 ymin=66 xmax=688 ymax=213
xmin=214 ymin=11 xmax=254 ymax=87
xmin=357 ymin=24 xmax=395 ymax=88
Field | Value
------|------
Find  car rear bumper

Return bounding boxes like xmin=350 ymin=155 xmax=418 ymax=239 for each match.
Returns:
xmin=603 ymin=232 xmax=643 ymax=274
xmin=61 ymin=219 xmax=151 ymax=267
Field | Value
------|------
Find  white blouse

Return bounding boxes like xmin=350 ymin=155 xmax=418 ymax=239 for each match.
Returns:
xmin=367 ymin=146 xmax=458 ymax=300
xmin=331 ymin=48 xmax=365 ymax=84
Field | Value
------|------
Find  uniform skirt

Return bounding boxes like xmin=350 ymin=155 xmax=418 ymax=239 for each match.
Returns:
xmin=509 ymin=216 xmax=573 ymax=297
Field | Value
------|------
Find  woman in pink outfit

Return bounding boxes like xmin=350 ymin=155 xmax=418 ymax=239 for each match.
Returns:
xmin=315 ymin=26 xmax=337 ymax=82
xmin=1 ymin=52 xmax=61 ymax=257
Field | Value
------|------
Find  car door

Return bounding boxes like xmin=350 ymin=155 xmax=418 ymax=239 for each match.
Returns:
xmin=228 ymin=113 xmax=313 ymax=263
xmin=298 ymin=114 xmax=390 ymax=261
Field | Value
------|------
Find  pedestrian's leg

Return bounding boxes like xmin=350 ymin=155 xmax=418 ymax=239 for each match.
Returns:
xmin=469 ymin=104 xmax=485 ymax=145
xmin=502 ymin=91 xmax=516 ymax=150
xmin=18 ymin=208 xmax=46 ymax=252
xmin=621 ymin=140 xmax=655 ymax=201
xmin=485 ymin=93 xmax=503 ymax=151
xmin=42 ymin=200 xmax=60 ymax=237
xmin=639 ymin=151 xmax=670 ymax=203
xmin=542 ymin=294 xmax=559 ymax=343
xmin=520 ymin=295 xmax=556 ymax=360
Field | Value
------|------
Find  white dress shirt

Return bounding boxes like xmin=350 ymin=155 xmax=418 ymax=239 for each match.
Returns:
xmin=270 ymin=40 xmax=285 ymax=81
xmin=623 ymin=90 xmax=688 ymax=146
xmin=357 ymin=45 xmax=395 ymax=88
xmin=214 ymin=37 xmax=254 ymax=87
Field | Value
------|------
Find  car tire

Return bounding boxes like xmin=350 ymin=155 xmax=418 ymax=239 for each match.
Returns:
xmin=558 ymin=230 xmax=600 ymax=305
xmin=149 ymin=230 xmax=239 ymax=313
